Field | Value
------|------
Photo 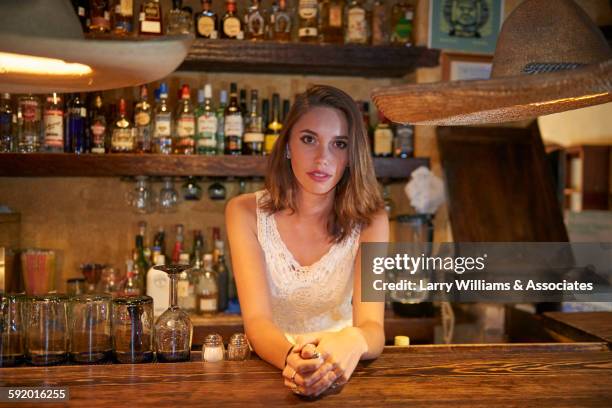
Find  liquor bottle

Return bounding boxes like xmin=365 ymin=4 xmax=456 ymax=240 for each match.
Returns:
xmin=243 ymin=90 xmax=263 ymax=155
xmin=195 ymin=0 xmax=218 ymax=38
xmin=111 ymin=98 xmax=135 ymax=152
xmin=264 ymin=93 xmax=281 ymax=155
xmin=270 ymin=0 xmax=291 ymax=42
xmin=361 ymin=101 xmax=373 ymax=139
xmin=390 ymin=1 xmax=415 ymax=46
xmin=174 ymin=84 xmax=195 ymax=155
xmin=121 ymin=260 xmax=141 ymax=296
xmin=172 ymin=224 xmax=185 ymax=264
xmin=153 ymin=226 xmax=166 ymax=260
xmin=146 ymin=253 xmax=170 ymax=317
xmin=245 ymin=0 xmax=265 ymax=40
xmin=134 ymin=85 xmax=152 ymax=153
xmin=65 ymin=94 xmax=87 ymax=154
xmin=89 ymin=0 xmax=111 ymax=33
xmin=0 ymin=93 xmax=14 ymax=153
xmin=297 ymin=0 xmax=319 ymax=43
xmin=221 ymin=0 xmax=243 ymax=39
xmin=239 ymin=89 xmax=248 ymax=119
xmin=191 ymin=230 xmax=205 ymax=265
xmin=319 ymin=0 xmax=345 ymax=44
xmin=393 ymin=124 xmax=414 ymax=158
xmin=139 ymin=0 xmax=163 ymax=35
xmin=195 ymin=84 xmax=218 ymax=155
xmin=214 ymin=242 xmax=229 ymax=312
xmin=346 ymin=0 xmax=369 ymax=44
xmin=134 ymin=234 xmax=149 ymax=294
xmin=72 ymin=0 xmax=91 ymax=32
xmin=371 ymin=0 xmax=389 ymax=45
xmin=261 ymin=98 xmax=270 ymax=132
xmin=196 ymin=254 xmax=218 ymax=315
xmin=138 ymin=220 xmax=152 ymax=264
xmin=215 ymin=90 xmax=227 ymax=155
xmin=373 ymin=112 xmax=393 ymax=157
xmin=112 ymin=0 xmax=134 ymax=35
xmin=166 ymin=0 xmax=193 ymax=34
xmin=224 ymin=83 xmax=243 ymax=155
xmin=89 ymin=94 xmax=107 ymax=154
xmin=282 ymin=99 xmax=290 ymax=123
xmin=177 ymin=252 xmax=196 ymax=313
xmin=42 ymin=93 xmax=64 ymax=153
xmin=153 ymin=83 xmax=173 ymax=154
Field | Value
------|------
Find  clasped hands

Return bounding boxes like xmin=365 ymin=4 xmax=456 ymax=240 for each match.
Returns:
xmin=281 ymin=328 xmax=367 ymax=398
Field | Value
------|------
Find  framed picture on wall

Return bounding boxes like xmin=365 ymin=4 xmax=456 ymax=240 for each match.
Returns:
xmin=441 ymin=52 xmax=493 ymax=81
xmin=429 ymin=0 xmax=505 ymax=55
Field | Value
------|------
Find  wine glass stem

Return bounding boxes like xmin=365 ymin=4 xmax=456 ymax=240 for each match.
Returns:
xmin=169 ymin=274 xmax=178 ymax=308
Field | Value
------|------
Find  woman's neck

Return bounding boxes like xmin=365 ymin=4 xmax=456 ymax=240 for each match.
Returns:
xmin=293 ymin=188 xmax=335 ymax=223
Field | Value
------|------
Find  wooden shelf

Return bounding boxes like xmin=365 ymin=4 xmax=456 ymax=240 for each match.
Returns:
xmin=0 ymin=153 xmax=428 ymax=179
xmin=179 ymin=39 xmax=440 ymax=77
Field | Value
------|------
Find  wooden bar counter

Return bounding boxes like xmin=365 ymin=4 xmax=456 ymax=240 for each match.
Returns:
xmin=1 ymin=343 xmax=611 ymax=407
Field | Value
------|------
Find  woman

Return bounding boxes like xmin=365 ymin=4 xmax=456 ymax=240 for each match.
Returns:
xmin=226 ymin=85 xmax=388 ymax=397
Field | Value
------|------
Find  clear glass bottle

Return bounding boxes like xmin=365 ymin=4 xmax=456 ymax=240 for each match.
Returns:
xmin=177 ymin=253 xmax=196 ymax=314
xmin=196 ymin=254 xmax=218 ymax=315
xmin=111 ymin=98 xmax=135 ymax=152
xmin=89 ymin=94 xmax=107 ymax=154
xmin=371 ymin=0 xmax=389 ymax=45
xmin=153 ymin=83 xmax=173 ymax=154
xmin=17 ymin=95 xmax=41 ymax=153
xmin=195 ymin=84 xmax=218 ymax=155
xmin=271 ymin=0 xmax=291 ymax=42
xmin=243 ymin=90 xmax=263 ymax=155
xmin=346 ymin=0 xmax=369 ymax=44
xmin=221 ymin=0 xmax=243 ymax=39
xmin=319 ymin=0 xmax=345 ymax=44
xmin=134 ymin=234 xmax=150 ymax=294
xmin=264 ymin=93 xmax=281 ymax=155
xmin=121 ymin=259 xmax=142 ymax=296
xmin=393 ymin=123 xmax=414 ymax=158
xmin=298 ymin=0 xmax=319 ymax=42
xmin=245 ymin=0 xmax=266 ymax=40
xmin=65 ymin=94 xmax=87 ymax=154
xmin=139 ymin=0 xmax=163 ymax=35
xmin=195 ymin=0 xmax=218 ymax=38
xmin=215 ymin=244 xmax=229 ymax=312
xmin=215 ymin=90 xmax=227 ymax=155
xmin=224 ymin=83 xmax=243 ymax=155
xmin=172 ymin=224 xmax=185 ymax=264
xmin=134 ymin=85 xmax=152 ymax=153
xmin=174 ymin=84 xmax=195 ymax=155
xmin=42 ymin=93 xmax=64 ymax=153
xmin=373 ymin=112 xmax=393 ymax=157
xmin=89 ymin=0 xmax=111 ymax=33
xmin=391 ymin=1 xmax=415 ymax=46
xmin=147 ymin=253 xmax=170 ymax=317
xmin=166 ymin=0 xmax=193 ymax=34
xmin=112 ymin=0 xmax=134 ymax=35
xmin=0 ymin=93 xmax=15 ymax=153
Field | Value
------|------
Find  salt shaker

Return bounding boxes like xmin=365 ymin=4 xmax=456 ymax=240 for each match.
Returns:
xmin=227 ymin=333 xmax=250 ymax=361
xmin=202 ymin=334 xmax=225 ymax=362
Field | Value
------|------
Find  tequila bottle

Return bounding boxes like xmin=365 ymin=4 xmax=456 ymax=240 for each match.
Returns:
xmin=111 ymin=98 xmax=135 ymax=153
xmin=195 ymin=84 xmax=218 ymax=155
xmin=270 ymin=0 xmax=291 ymax=42
xmin=89 ymin=94 xmax=107 ymax=154
xmin=224 ymin=83 xmax=243 ymax=155
xmin=134 ymin=85 xmax=152 ymax=153
xmin=243 ymin=90 xmax=263 ymax=155
xmin=298 ymin=0 xmax=319 ymax=43
xmin=346 ymin=0 xmax=369 ymax=44
xmin=245 ymin=0 xmax=266 ymax=41
xmin=319 ymin=0 xmax=345 ymax=44
xmin=195 ymin=0 xmax=218 ymax=38
xmin=139 ymin=0 xmax=163 ymax=35
xmin=174 ymin=84 xmax=195 ymax=155
xmin=221 ymin=0 xmax=243 ymax=39
xmin=153 ymin=83 xmax=173 ymax=154
xmin=371 ymin=0 xmax=389 ymax=45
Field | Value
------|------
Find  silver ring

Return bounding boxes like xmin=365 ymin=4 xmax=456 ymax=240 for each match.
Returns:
xmin=311 ymin=350 xmax=321 ymax=359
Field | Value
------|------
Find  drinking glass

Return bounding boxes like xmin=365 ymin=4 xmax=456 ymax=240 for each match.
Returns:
xmin=26 ymin=294 xmax=69 ymax=365
xmin=69 ymin=294 xmax=112 ymax=364
xmin=159 ymin=177 xmax=179 ymax=212
xmin=153 ymin=264 xmax=193 ymax=363
xmin=125 ymin=176 xmax=156 ymax=214
xmin=112 ymin=296 xmax=154 ymax=364
xmin=0 ymin=294 xmax=26 ymax=367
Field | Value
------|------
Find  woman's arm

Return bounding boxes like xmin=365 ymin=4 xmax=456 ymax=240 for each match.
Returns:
xmin=225 ymin=194 xmax=293 ymax=369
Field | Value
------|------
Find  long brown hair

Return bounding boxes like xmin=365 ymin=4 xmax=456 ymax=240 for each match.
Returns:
xmin=263 ymin=85 xmax=384 ymax=243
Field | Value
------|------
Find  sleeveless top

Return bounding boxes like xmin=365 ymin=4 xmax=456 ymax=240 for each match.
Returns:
xmin=254 ymin=190 xmax=361 ymax=339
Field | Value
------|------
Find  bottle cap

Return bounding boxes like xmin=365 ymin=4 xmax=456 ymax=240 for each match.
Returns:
xmin=181 ymin=84 xmax=190 ymax=99
xmin=220 ymin=90 xmax=228 ymax=104
xmin=204 ymin=253 xmax=213 ymax=262
xmin=197 ymin=89 xmax=205 ymax=104
xmin=159 ymin=82 xmax=169 ymax=98
xmin=154 ymin=254 xmax=165 ymax=265
xmin=394 ymin=336 xmax=410 ymax=347
xmin=179 ymin=253 xmax=190 ymax=265
xmin=204 ymin=84 xmax=212 ymax=99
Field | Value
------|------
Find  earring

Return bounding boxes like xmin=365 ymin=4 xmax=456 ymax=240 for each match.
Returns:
xmin=285 ymin=145 xmax=291 ymax=159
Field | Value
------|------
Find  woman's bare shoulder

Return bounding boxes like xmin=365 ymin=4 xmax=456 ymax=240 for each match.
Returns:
xmin=225 ymin=192 xmax=258 ymax=226
xmin=360 ymin=209 xmax=389 ymax=243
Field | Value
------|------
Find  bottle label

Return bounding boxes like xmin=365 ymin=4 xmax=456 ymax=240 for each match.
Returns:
xmin=275 ymin=14 xmax=291 ymax=33
xmin=177 ymin=280 xmax=189 ymax=298
xmin=154 ymin=115 xmax=171 ymax=137
xmin=120 ymin=0 xmax=133 ymax=16
xmin=198 ymin=16 xmax=216 ymax=37
xmin=78 ymin=6 xmax=85 ymax=17
xmin=224 ymin=17 xmax=241 ymax=37
xmin=43 ymin=109 xmax=63 ymax=147
xmin=144 ymin=3 xmax=160 ymax=19
xmin=176 ymin=115 xmax=195 ymax=137
xmin=91 ymin=121 xmax=106 ymax=152
xmin=299 ymin=27 xmax=318 ymax=37
xmin=112 ymin=128 xmax=134 ymax=150
xmin=199 ymin=297 xmax=217 ymax=313
xmin=329 ymin=5 xmax=343 ymax=27
xmin=135 ymin=111 xmax=151 ymax=126
xmin=264 ymin=133 xmax=279 ymax=153
xmin=141 ymin=20 xmax=161 ymax=33
xmin=374 ymin=128 xmax=393 ymax=155
xmin=22 ymin=100 xmax=39 ymax=123
xmin=247 ymin=13 xmax=265 ymax=36
xmin=299 ymin=0 xmax=318 ymax=19
xmin=244 ymin=132 xmax=264 ymax=143
xmin=224 ymin=115 xmax=243 ymax=137
xmin=197 ymin=114 xmax=218 ymax=136
xmin=348 ymin=8 xmax=367 ymax=42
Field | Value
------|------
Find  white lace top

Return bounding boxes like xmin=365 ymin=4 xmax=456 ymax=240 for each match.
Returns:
xmin=255 ymin=190 xmax=361 ymax=340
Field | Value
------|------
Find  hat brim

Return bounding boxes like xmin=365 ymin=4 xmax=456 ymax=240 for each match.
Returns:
xmin=0 ymin=33 xmax=193 ymax=93
xmin=371 ymin=59 xmax=612 ymax=125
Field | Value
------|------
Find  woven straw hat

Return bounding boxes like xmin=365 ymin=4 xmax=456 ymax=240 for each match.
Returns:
xmin=371 ymin=0 xmax=612 ymax=125
xmin=0 ymin=0 xmax=193 ymax=93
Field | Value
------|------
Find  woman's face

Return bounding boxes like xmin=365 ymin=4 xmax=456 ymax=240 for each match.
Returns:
xmin=288 ymin=106 xmax=350 ymax=196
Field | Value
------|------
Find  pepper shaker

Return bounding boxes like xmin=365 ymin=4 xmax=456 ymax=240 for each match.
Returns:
xmin=227 ymin=333 xmax=250 ymax=361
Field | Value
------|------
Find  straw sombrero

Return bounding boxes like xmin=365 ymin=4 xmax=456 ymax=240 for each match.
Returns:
xmin=371 ymin=0 xmax=612 ymax=125
xmin=0 ymin=0 xmax=193 ymax=94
